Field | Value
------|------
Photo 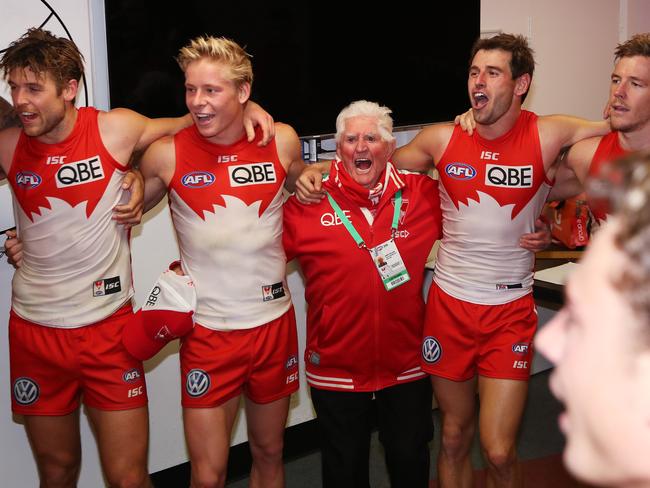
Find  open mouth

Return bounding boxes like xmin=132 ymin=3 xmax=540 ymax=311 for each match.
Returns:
xmin=472 ymin=92 xmax=489 ymax=109
xmin=354 ymin=158 xmax=372 ymax=172
xmin=195 ymin=113 xmax=214 ymax=124
xmin=20 ymin=111 xmax=38 ymax=123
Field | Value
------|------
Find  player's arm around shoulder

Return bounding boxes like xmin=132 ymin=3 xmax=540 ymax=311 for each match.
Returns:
xmin=0 ymin=127 xmax=21 ymax=180
xmin=537 ymin=115 xmax=609 ymax=166
xmin=139 ymin=135 xmax=177 ymax=212
xmin=393 ymin=122 xmax=454 ymax=172
xmin=98 ymin=108 xmax=191 ymax=166
xmin=546 ymin=136 xmax=601 ymax=202
xmin=275 ymin=122 xmax=306 ymax=193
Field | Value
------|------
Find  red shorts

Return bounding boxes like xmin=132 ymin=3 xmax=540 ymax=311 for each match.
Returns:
xmin=9 ymin=304 xmax=148 ymax=415
xmin=421 ymin=284 xmax=536 ymax=381
xmin=180 ymin=306 xmax=299 ymax=408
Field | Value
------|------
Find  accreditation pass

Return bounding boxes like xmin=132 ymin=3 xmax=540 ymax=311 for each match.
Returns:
xmin=369 ymin=239 xmax=410 ymax=291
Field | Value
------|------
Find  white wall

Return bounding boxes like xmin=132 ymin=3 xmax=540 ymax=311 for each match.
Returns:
xmin=1 ymin=0 xmax=649 ymax=485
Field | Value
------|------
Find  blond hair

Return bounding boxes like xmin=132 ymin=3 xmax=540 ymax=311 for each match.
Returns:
xmin=177 ymin=35 xmax=253 ymax=88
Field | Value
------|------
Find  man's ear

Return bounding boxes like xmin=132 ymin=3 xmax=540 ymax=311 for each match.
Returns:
xmin=238 ymin=82 xmax=251 ymax=104
xmin=514 ymin=73 xmax=531 ymax=98
xmin=386 ymin=139 xmax=397 ymax=159
xmin=62 ymin=79 xmax=79 ymax=103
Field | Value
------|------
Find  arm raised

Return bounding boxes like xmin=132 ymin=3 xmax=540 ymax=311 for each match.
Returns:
xmin=275 ymin=123 xmax=305 ymax=193
xmin=393 ymin=123 xmax=454 ymax=172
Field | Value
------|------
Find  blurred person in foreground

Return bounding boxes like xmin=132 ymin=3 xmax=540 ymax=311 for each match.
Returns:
xmin=537 ymin=151 xmax=650 ymax=488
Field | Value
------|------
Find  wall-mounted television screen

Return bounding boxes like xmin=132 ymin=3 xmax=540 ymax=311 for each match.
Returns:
xmin=105 ymin=1 xmax=480 ymax=137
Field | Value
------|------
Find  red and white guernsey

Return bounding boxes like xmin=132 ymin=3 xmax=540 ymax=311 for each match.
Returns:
xmin=588 ymin=131 xmax=627 ymax=222
xmin=589 ymin=131 xmax=626 ymax=179
xmin=434 ymin=110 xmax=551 ymax=305
xmin=169 ymin=126 xmax=291 ymax=331
xmin=8 ymin=107 xmax=133 ymax=327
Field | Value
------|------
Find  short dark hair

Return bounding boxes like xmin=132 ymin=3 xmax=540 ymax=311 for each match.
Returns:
xmin=470 ymin=33 xmax=535 ymax=102
xmin=0 ymin=28 xmax=84 ymax=95
xmin=614 ymin=33 xmax=650 ymax=60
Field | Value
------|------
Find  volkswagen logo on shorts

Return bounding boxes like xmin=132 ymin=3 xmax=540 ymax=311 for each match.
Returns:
xmin=422 ymin=336 xmax=442 ymax=364
xmin=13 ymin=377 xmax=39 ymax=406
xmin=186 ymin=369 xmax=210 ymax=397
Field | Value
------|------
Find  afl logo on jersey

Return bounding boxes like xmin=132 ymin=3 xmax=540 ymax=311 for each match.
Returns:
xmin=422 ymin=336 xmax=442 ymax=364
xmin=13 ymin=377 xmax=40 ymax=406
xmin=15 ymin=171 xmax=42 ymax=189
xmin=182 ymin=171 xmax=215 ymax=188
xmin=445 ymin=162 xmax=476 ymax=180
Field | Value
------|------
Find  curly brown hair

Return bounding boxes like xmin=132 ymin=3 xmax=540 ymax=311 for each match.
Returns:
xmin=0 ymin=28 xmax=84 ymax=95
xmin=587 ymin=152 xmax=650 ymax=328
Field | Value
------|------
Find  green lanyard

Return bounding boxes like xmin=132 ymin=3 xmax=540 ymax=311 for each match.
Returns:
xmin=326 ymin=190 xmax=402 ymax=249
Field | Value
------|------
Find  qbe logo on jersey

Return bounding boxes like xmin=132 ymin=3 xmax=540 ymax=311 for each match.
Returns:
xmin=13 ymin=377 xmax=39 ymax=406
xmin=56 ymin=156 xmax=105 ymax=188
xmin=422 ymin=336 xmax=442 ymax=364
xmin=229 ymin=162 xmax=276 ymax=187
xmin=186 ymin=369 xmax=211 ymax=397
xmin=485 ymin=164 xmax=533 ymax=188
xmin=93 ymin=276 xmax=122 ymax=297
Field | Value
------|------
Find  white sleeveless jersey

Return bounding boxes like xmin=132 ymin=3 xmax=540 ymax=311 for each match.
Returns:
xmin=169 ymin=126 xmax=290 ymax=330
xmin=9 ymin=108 xmax=133 ymax=327
xmin=434 ymin=111 xmax=551 ymax=305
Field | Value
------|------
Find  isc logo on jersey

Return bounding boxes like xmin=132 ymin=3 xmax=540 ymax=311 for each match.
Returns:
xmin=262 ymin=282 xmax=286 ymax=301
xmin=229 ymin=162 xmax=276 ymax=187
xmin=485 ymin=164 xmax=533 ymax=188
xmin=182 ymin=171 xmax=215 ymax=188
xmin=93 ymin=276 xmax=122 ymax=297
xmin=445 ymin=162 xmax=476 ymax=180
xmin=15 ymin=171 xmax=42 ymax=189
xmin=56 ymin=156 xmax=105 ymax=189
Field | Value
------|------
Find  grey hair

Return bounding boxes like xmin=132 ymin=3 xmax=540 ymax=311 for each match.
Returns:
xmin=335 ymin=100 xmax=395 ymax=143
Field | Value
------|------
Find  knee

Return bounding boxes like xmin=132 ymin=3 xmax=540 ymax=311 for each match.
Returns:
xmin=105 ymin=467 xmax=150 ymax=488
xmin=440 ymin=421 xmax=473 ymax=459
xmin=35 ymin=450 xmax=80 ymax=488
xmin=190 ymin=469 xmax=227 ymax=488
xmin=482 ymin=443 xmax=516 ymax=472
xmin=249 ymin=437 xmax=284 ymax=466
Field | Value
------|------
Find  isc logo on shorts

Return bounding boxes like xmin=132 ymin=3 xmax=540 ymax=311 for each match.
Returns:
xmin=56 ymin=156 xmax=105 ymax=188
xmin=13 ymin=377 xmax=40 ymax=406
xmin=182 ymin=171 xmax=215 ymax=188
xmin=445 ymin=162 xmax=477 ymax=180
xmin=422 ymin=336 xmax=442 ymax=364
xmin=485 ymin=164 xmax=533 ymax=188
xmin=262 ymin=282 xmax=285 ymax=302
xmin=15 ymin=171 xmax=42 ymax=189
xmin=186 ymin=369 xmax=210 ymax=397
xmin=93 ymin=276 xmax=122 ymax=297
xmin=228 ymin=162 xmax=276 ymax=187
